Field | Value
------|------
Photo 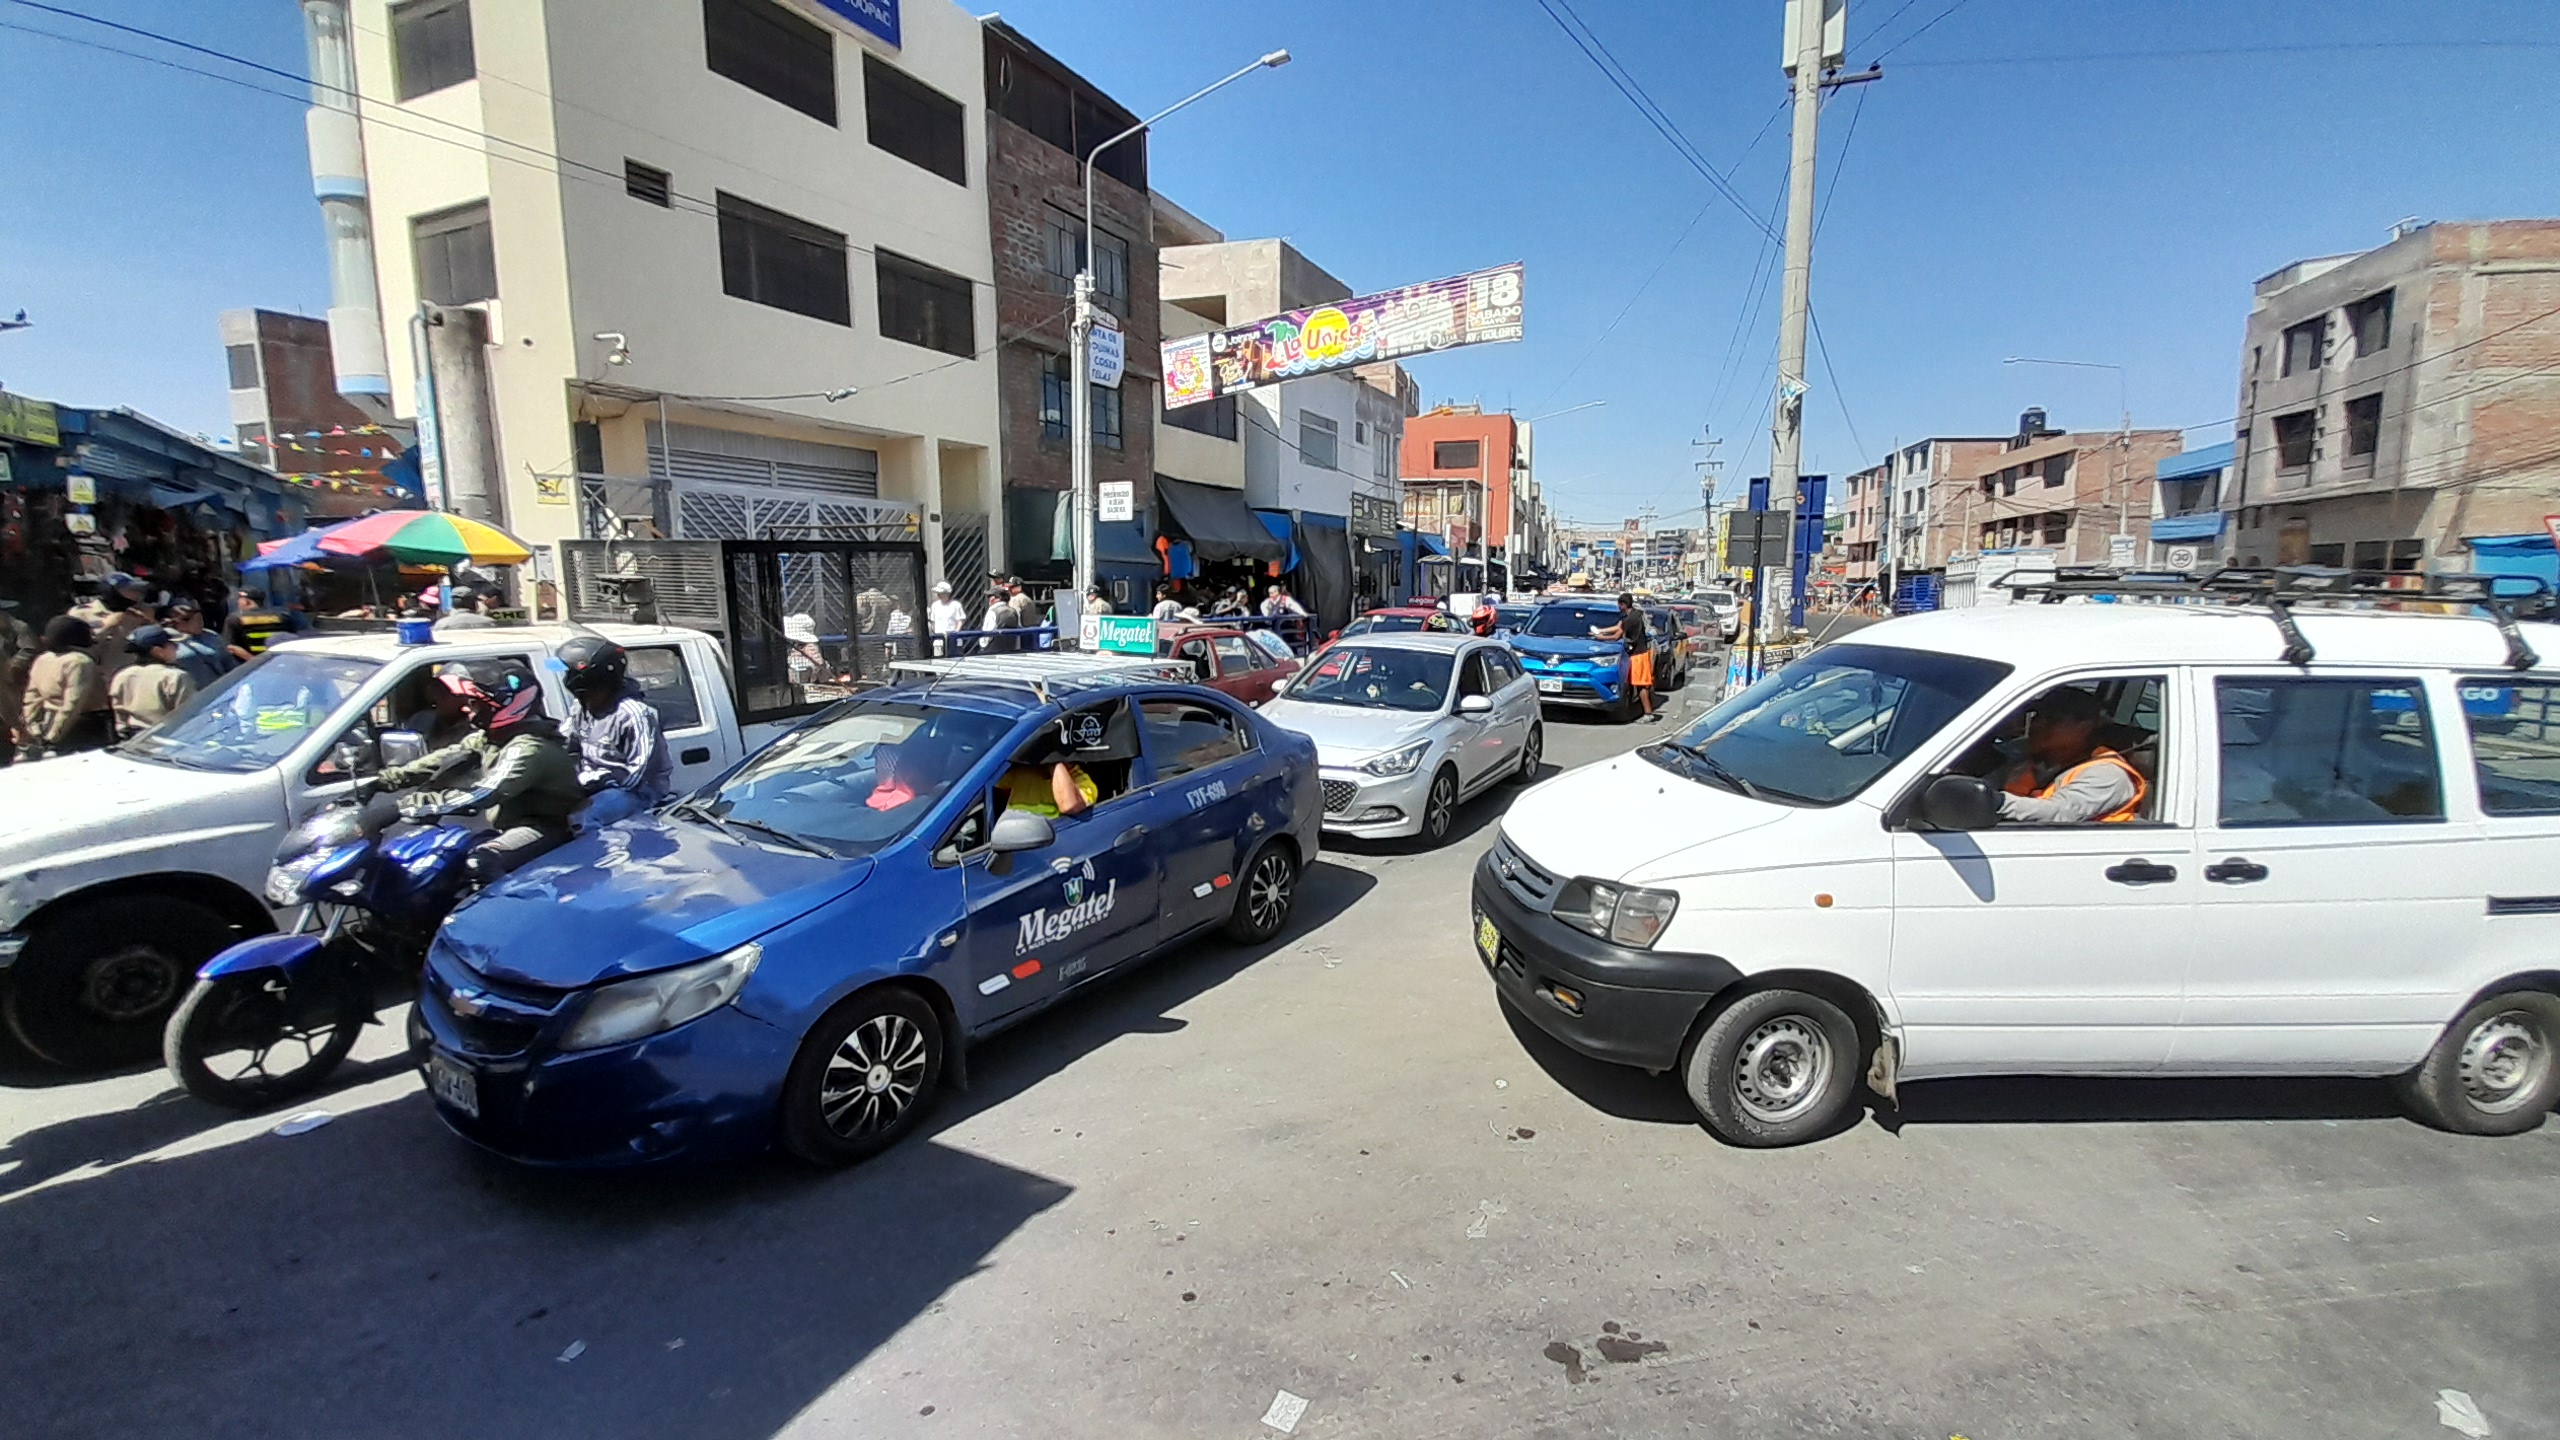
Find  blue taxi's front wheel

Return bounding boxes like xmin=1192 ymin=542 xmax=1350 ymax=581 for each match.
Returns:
xmin=780 ymin=986 xmax=945 ymax=1166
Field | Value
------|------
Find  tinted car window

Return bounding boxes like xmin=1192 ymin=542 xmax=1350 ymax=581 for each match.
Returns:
xmin=1142 ymin=699 xmax=1250 ymax=780
xmin=2216 ymin=678 xmax=2443 ymax=825
xmin=2462 ymin=678 xmax=2560 ymax=814
xmin=626 ymin=645 xmax=704 ymax=730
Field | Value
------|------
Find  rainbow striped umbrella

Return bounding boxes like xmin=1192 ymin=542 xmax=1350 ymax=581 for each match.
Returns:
xmin=315 ymin=510 xmax=533 ymax=567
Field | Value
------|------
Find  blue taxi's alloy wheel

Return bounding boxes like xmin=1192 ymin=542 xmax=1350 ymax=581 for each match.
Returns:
xmin=1223 ymin=842 xmax=1298 ymax=944
xmin=781 ymin=987 xmax=944 ymax=1167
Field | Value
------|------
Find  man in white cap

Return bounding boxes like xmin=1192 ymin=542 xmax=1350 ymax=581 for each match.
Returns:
xmin=926 ymin=579 xmax=968 ymax=657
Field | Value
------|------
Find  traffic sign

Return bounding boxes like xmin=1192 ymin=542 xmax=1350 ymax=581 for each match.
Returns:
xmin=1098 ymin=480 xmax=1134 ymax=523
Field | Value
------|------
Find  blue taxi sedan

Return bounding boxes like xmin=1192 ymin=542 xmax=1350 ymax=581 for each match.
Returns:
xmin=412 ymin=660 xmax=1320 ymax=1167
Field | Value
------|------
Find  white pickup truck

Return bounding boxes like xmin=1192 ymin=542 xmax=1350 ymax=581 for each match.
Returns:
xmin=0 ymin=622 xmax=783 ymax=1069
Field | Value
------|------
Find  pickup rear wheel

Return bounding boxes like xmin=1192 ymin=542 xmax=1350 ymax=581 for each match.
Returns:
xmin=5 ymin=898 xmax=235 ymax=1071
xmin=2394 ymin=989 xmax=2560 ymax=1136
xmin=780 ymin=987 xmax=944 ymax=1166
xmin=1683 ymin=988 xmax=1864 ymax=1147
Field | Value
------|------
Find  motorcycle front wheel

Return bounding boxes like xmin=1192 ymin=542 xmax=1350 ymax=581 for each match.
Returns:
xmin=163 ymin=964 xmax=372 ymax=1111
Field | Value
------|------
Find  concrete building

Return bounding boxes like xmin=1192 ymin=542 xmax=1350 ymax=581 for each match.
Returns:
xmin=219 ymin=308 xmax=408 ymax=516
xmin=1931 ymin=410 xmax=2182 ymax=567
xmin=1840 ymin=462 xmax=1887 ymax=584
xmin=306 ymin=0 xmax=1000 ymax=582
xmin=1402 ymin=405 xmax=1538 ymax=590
xmin=2225 ymin=220 xmax=2560 ymax=571
xmin=2148 ymin=440 xmax=2234 ymax=568
xmin=1159 ymin=237 xmax=1407 ymax=624
xmin=979 ymin=19 xmax=1157 ymax=601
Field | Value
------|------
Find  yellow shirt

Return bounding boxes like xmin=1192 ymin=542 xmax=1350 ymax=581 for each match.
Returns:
xmin=1000 ymin=763 xmax=1097 ymax=818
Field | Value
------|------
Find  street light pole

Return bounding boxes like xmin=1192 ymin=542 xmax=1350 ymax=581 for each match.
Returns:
xmin=1072 ymin=50 xmax=1289 ymax=609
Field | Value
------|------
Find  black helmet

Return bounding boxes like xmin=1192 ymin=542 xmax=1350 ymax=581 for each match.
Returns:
xmin=557 ymin=635 xmax=629 ymax=698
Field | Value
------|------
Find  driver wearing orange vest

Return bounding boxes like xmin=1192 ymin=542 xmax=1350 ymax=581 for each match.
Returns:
xmin=1995 ymin=686 xmax=2147 ymax=824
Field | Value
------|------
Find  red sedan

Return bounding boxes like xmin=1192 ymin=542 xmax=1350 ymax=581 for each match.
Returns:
xmin=1157 ymin=625 xmax=1303 ymax=705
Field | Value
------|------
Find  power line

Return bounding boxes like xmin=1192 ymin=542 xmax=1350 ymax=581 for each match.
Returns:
xmin=2181 ymin=297 xmax=2560 ymax=437
xmin=1851 ymin=0 xmax=1932 ymax=56
xmin=1529 ymin=0 xmax=1781 ymax=244
xmin=1871 ymin=0 xmax=1979 ymax=63
xmin=1808 ymin=307 xmax=1867 ymax=458
xmin=1896 ymin=39 xmax=2560 ymax=69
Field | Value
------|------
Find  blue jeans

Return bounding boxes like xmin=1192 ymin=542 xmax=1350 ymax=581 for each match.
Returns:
xmin=582 ymin=787 xmax=655 ymax=828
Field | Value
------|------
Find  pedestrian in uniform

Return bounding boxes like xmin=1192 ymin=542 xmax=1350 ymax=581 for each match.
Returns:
xmin=978 ymin=588 xmax=1017 ymax=654
xmin=24 ymin=617 xmax=111 ymax=759
xmin=1083 ymin=584 xmax=1114 ymax=617
xmin=0 ymin=599 xmax=39 ymax=765
xmin=224 ymin=589 xmax=304 ymax=662
xmin=73 ymin=572 xmax=152 ymax=692
xmin=109 ymin=625 xmax=196 ymax=739
xmin=158 ymin=598 xmax=236 ymax=689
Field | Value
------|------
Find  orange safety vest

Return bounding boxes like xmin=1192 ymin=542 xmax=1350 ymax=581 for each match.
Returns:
xmin=2004 ymin=745 xmax=2146 ymax=823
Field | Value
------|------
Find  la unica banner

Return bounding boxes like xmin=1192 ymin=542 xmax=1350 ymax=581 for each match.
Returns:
xmin=1162 ymin=262 xmax=1525 ymax=409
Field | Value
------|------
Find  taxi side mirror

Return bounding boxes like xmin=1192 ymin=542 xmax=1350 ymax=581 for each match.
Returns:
xmin=1917 ymin=774 xmax=1999 ymax=831
xmin=989 ymin=810 xmax=1055 ymax=855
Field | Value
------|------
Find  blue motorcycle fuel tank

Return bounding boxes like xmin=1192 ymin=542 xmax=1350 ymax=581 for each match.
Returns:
xmin=368 ymin=825 xmax=484 ymax=919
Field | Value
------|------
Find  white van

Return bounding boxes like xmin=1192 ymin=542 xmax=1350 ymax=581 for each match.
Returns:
xmin=1477 ymin=584 xmax=2560 ymax=1146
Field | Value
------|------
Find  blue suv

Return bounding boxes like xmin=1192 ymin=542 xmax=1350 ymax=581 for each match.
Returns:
xmin=413 ymin=662 xmax=1320 ymax=1168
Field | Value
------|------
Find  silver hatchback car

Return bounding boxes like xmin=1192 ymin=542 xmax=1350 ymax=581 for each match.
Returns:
xmin=1261 ymin=633 xmax=1543 ymax=845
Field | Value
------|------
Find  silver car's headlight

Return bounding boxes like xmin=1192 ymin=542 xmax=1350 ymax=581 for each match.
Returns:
xmin=558 ymin=942 xmax=762 ymax=1052
xmin=1552 ymin=878 xmax=1680 ymax=949
xmin=1360 ymin=741 xmax=1432 ymax=778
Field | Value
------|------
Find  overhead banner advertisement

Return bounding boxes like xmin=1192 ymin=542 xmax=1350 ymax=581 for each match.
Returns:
xmin=1162 ymin=262 xmax=1525 ymax=409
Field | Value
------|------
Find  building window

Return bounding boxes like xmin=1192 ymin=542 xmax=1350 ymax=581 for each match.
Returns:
xmin=412 ymin=201 xmax=496 ymax=305
xmin=2273 ymin=410 xmax=2316 ymax=470
xmin=390 ymin=0 xmax=473 ymax=101
xmin=864 ymin=54 xmax=965 ymax=184
xmin=2042 ymin=454 xmax=2069 ymax=487
xmin=2344 ymin=393 xmax=2382 ymax=461
xmin=225 ymin=344 xmax=260 ymax=391
xmin=1374 ymin=428 xmax=1394 ymax=481
xmin=2308 ymin=543 xmax=2346 ymax=568
xmin=1433 ymin=439 xmax=1480 ymax=469
xmin=2391 ymin=538 xmax=2423 ymax=572
xmin=875 ymin=250 xmax=975 ymax=357
xmin=1165 ymin=392 xmax=1238 ymax=441
xmin=716 ymin=192 xmax=849 ymax=325
xmin=2353 ymin=539 xmax=2387 ymax=571
xmin=1299 ymin=413 xmax=1339 ymax=470
xmin=2347 ymin=289 xmax=2394 ymax=358
xmin=987 ymin=47 xmax=1146 ymax=190
xmin=236 ymin=422 xmax=268 ymax=459
xmin=624 ymin=159 xmax=671 ymax=207
xmin=1040 ymin=354 xmax=1070 ymax=439
xmin=2042 ymin=512 xmax=2069 ymax=545
xmin=1354 ymin=420 xmax=1369 ymax=446
xmin=1094 ymin=381 xmax=1124 ymax=450
xmin=2280 ymin=317 xmax=2326 ymax=377
xmin=704 ymin=0 xmax=836 ymax=126
xmin=1042 ymin=212 xmax=1127 ymax=314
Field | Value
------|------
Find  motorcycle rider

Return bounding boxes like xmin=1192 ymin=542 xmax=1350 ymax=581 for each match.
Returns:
xmin=375 ymin=686 xmax=587 ymax=884
xmin=557 ymin=635 xmax=671 ymax=827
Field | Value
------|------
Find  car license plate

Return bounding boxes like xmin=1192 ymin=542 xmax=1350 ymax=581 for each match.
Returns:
xmin=1475 ymin=913 xmax=1501 ymax=969
xmin=426 ymin=1052 xmax=479 ymax=1118
xmin=1536 ymin=678 xmax=1563 ymax=694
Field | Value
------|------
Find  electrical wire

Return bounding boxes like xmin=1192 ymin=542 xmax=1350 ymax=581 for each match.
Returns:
xmin=2181 ymin=298 xmax=2560 ymax=437
xmin=1896 ymin=40 xmax=2560 ymax=69
xmin=1870 ymin=0 xmax=1979 ymax=64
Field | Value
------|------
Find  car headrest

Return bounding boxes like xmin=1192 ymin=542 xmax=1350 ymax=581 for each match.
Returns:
xmin=1023 ymin=702 xmax=1142 ymax=766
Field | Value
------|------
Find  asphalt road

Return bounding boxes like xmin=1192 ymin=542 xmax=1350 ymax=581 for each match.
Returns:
xmin=6 ymin=668 xmax=2559 ymax=1440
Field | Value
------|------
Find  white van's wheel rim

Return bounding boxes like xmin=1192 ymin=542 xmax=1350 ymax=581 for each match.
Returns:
xmin=1733 ymin=1015 xmax=1832 ymax=1124
xmin=2458 ymin=1009 xmax=2549 ymax=1114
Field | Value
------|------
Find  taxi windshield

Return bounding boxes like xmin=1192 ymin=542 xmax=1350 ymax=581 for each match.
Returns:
xmin=1522 ymin=603 xmax=1620 ymax=638
xmin=1648 ymin=643 xmax=2012 ymax=805
xmin=120 ymin=649 xmax=382 ymax=774
xmin=685 ymin=701 xmax=1014 ymax=857
xmin=1286 ymin=646 xmax=1452 ymax=712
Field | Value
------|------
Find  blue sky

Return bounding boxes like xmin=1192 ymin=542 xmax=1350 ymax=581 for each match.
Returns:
xmin=5 ymin=0 xmax=2556 ymax=525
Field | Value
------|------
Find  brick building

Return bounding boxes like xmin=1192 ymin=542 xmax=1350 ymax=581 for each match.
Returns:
xmin=2224 ymin=219 xmax=2560 ymax=571
xmin=981 ymin=20 xmax=1159 ymax=601
xmin=1928 ymin=409 xmax=2183 ymax=566
xmin=1401 ymin=405 xmax=1530 ymax=587
xmin=219 ymin=308 xmax=409 ymax=517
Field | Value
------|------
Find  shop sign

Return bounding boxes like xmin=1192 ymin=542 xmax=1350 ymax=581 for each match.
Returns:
xmin=1089 ymin=319 xmax=1125 ymax=390
xmin=1094 ymin=615 xmax=1156 ymax=655
xmin=1349 ymin=492 xmax=1398 ymax=539
xmin=1098 ymin=480 xmax=1133 ymax=523
xmin=66 ymin=474 xmax=96 ymax=504
xmin=0 ymin=391 xmax=59 ymax=447
xmin=813 ymin=0 xmax=899 ymax=46
xmin=1164 ymin=262 xmax=1526 ymax=409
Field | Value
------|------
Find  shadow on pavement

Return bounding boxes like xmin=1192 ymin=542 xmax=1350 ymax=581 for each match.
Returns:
xmin=1497 ymin=995 xmax=1698 ymax=1125
xmin=1879 ymin=1073 xmax=2405 ymax=1130
xmin=0 ymin=863 xmax=1380 ymax=1440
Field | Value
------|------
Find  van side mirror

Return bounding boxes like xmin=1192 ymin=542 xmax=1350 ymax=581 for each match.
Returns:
xmin=379 ymin=729 xmax=428 ymax=768
xmin=1917 ymin=774 xmax=1999 ymax=831
xmin=989 ymin=809 xmax=1056 ymax=854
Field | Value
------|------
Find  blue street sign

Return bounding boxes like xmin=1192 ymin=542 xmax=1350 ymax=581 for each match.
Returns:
xmin=814 ymin=0 xmax=899 ymax=46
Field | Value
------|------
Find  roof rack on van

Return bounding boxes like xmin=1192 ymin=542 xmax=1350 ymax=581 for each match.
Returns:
xmin=887 ymin=652 xmax=1196 ymax=704
xmin=1998 ymin=565 xmax=2551 ymax=670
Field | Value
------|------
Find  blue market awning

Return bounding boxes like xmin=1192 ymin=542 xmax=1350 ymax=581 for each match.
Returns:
xmin=2150 ymin=512 xmax=2226 ymax=541
xmin=2155 ymin=442 xmax=2235 ymax=483
xmin=2468 ymin=533 xmax=2559 ymax=592
xmin=1417 ymin=533 xmax=1451 ymax=558
xmin=1253 ymin=509 xmax=1298 ymax=571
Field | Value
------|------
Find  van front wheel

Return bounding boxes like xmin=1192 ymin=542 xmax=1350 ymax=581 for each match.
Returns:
xmin=1683 ymin=988 xmax=1863 ymax=1147
xmin=2394 ymin=989 xmax=2560 ymax=1136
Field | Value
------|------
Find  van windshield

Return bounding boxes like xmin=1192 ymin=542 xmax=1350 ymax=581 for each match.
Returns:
xmin=1647 ymin=643 xmax=2011 ymax=805
xmin=121 ymin=650 xmax=383 ymax=774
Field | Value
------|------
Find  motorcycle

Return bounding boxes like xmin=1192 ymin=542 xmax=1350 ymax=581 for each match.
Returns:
xmin=163 ymin=754 xmax=491 ymax=1109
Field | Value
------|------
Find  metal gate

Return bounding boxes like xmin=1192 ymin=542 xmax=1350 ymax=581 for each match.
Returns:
xmin=940 ymin=510 xmax=989 ymax=594
xmin=722 ymin=538 xmax=928 ymax=724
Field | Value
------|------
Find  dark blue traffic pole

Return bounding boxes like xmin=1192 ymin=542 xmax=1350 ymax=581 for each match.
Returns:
xmin=1789 ymin=474 xmax=1826 ymax=630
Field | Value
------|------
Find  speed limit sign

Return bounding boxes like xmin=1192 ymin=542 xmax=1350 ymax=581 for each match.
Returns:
xmin=2164 ymin=544 xmax=2199 ymax=571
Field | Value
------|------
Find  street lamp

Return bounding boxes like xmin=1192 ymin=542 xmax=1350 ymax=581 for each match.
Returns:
xmin=1071 ymin=49 xmax=1290 ymax=610
xmin=2003 ymin=355 xmax=2134 ymax=556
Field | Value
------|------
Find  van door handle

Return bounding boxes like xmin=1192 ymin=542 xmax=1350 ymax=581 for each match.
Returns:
xmin=2104 ymin=859 xmax=2179 ymax=886
xmin=680 ymin=746 xmax=710 ymax=765
xmin=2204 ymin=858 xmax=2269 ymax=884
